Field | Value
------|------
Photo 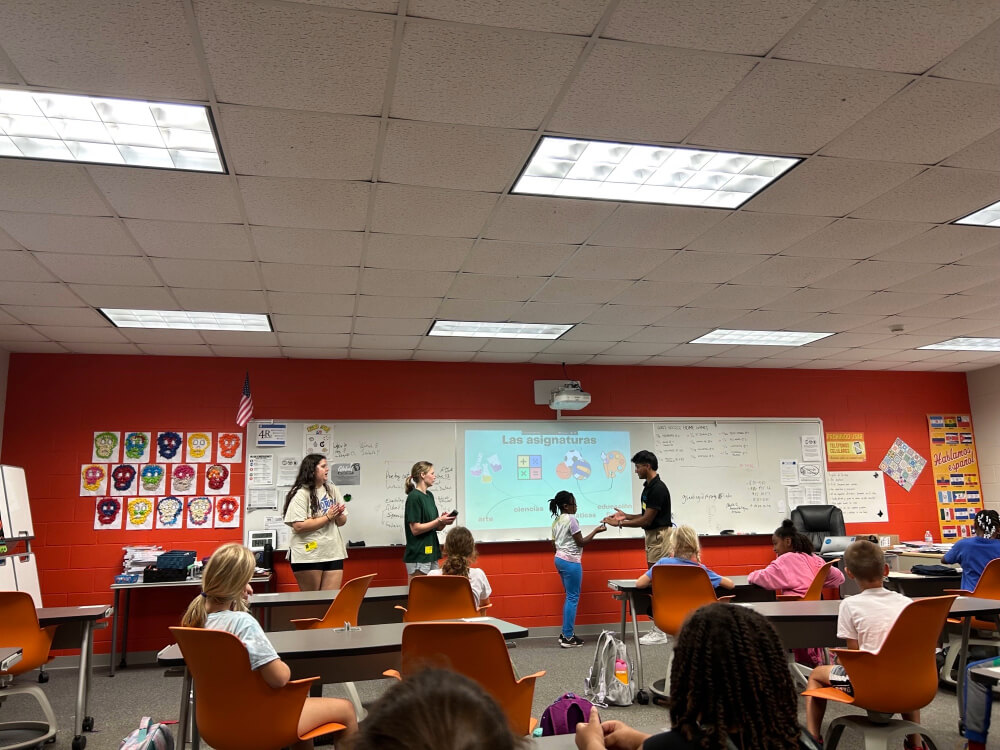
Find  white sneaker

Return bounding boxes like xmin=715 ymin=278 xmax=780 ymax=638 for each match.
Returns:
xmin=639 ymin=627 xmax=669 ymax=645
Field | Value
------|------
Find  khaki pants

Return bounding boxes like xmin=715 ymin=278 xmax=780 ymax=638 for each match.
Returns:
xmin=644 ymin=527 xmax=672 ymax=566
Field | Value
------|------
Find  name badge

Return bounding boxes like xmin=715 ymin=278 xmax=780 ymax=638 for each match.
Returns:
xmin=424 ymin=545 xmax=433 ymax=554
xmin=305 ymin=541 xmax=318 ymax=552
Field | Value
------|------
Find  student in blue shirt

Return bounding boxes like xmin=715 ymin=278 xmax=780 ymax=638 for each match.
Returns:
xmin=943 ymin=509 xmax=1000 ymax=592
xmin=636 ymin=524 xmax=734 ymax=590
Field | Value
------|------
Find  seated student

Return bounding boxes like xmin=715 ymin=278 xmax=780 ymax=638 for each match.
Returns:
xmin=348 ymin=667 xmax=526 ymax=750
xmin=181 ymin=543 xmax=357 ymax=749
xmin=427 ymin=526 xmax=492 ymax=611
xmin=575 ymin=602 xmax=819 ymax=749
xmin=805 ymin=540 xmax=921 ymax=748
xmin=635 ymin=524 xmax=735 ymax=590
xmin=748 ymin=519 xmax=845 ymax=597
xmin=943 ymin=508 xmax=1000 ymax=592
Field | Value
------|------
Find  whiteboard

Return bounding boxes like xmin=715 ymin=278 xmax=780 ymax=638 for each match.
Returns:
xmin=245 ymin=418 xmax=825 ymax=546
xmin=825 ymin=470 xmax=888 ymax=524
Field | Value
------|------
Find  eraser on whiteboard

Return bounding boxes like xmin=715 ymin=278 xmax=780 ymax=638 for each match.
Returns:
xmin=347 ymin=540 xmax=366 ymax=548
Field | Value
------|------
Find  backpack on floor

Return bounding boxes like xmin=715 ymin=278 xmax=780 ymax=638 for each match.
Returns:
xmin=120 ymin=717 xmax=174 ymax=750
xmin=540 ymin=692 xmax=593 ymax=736
xmin=584 ymin=630 xmax=636 ymax=707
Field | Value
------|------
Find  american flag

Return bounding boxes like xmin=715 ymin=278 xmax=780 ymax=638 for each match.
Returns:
xmin=236 ymin=373 xmax=253 ymax=428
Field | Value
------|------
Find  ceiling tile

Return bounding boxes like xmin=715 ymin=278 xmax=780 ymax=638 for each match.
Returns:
xmin=435 ymin=299 xmax=524 ymax=321
xmin=472 ymin=351 xmax=536 ymax=363
xmin=359 ymin=268 xmax=455 ymax=297
xmin=763 ymin=287 xmax=875 ymax=312
xmin=589 ymin=354 xmax=654 ymax=365
xmin=782 ymin=218 xmax=933 ymax=260
xmin=0 ymin=341 xmax=68 ymax=353
xmin=1 ymin=305 xmax=106 ymax=327
xmin=530 ymin=353 xmax=595 ymax=364
xmin=276 ymin=332 xmax=350 ymax=348
xmin=127 ymin=220 xmax=253 ymax=261
xmin=744 ymin=157 xmax=923 ymax=216
xmin=0 ymin=251 xmax=55 ymax=282
xmin=173 ymin=289 xmax=268 ymax=313
xmin=366 ymin=234 xmax=472 ymax=272
xmin=808 ymin=331 xmax=891 ymax=347
xmin=61 ymin=342 xmax=142 ymax=355
xmin=943 ymin=128 xmax=1000 ymax=170
xmin=416 ymin=335 xmax=485 ymax=351
xmin=583 ymin=305 xmax=676 ymax=326
xmin=662 ymin=342 xmax=736 ymax=357
xmin=0 ymin=0 xmax=206 ymax=99
xmin=550 ymin=42 xmax=757 ymax=142
xmin=0 ymin=161 xmax=108 ymax=216
xmin=725 ymin=309 xmax=819 ymax=329
xmin=407 ymin=0 xmax=606 ymax=33
xmin=804 ymin=312 xmax=888 ymax=331
xmin=850 ymin=167 xmax=1000 ymax=223
xmin=535 ymin=278 xmax=635 ymax=304
xmin=355 ymin=295 xmax=441 ymax=318
xmin=0 ymin=226 xmax=18 ymax=250
xmin=210 ymin=345 xmax=283 ymax=358
xmin=484 ymin=196 xmax=616 ymax=244
xmin=603 ymin=0 xmax=814 ymax=55
xmin=0 ymin=213 xmax=137 ymax=255
xmin=772 ymin=1 xmax=1000 ymax=73
xmin=35 ymin=253 xmax=158 ymax=285
xmin=654 ymin=307 xmax=747 ymax=327
xmin=0 ymin=324 xmax=46 ymax=342
xmin=603 ymin=341 xmax=676 ymax=356
xmin=283 ymin=347 xmax=350 ymax=359
xmin=643 ymin=355 xmax=707 ymax=366
xmin=449 ymin=274 xmax=546 ymax=301
xmin=871 ymin=225 xmax=1000 ymax=263
xmin=219 ymin=105 xmax=379 ymax=180
xmin=888 ymin=264 xmax=1000 ymax=294
xmin=199 ymin=330 xmax=279 ymax=346
xmin=348 ymin=349 xmax=414 ymax=360
xmin=270 ymin=315 xmax=352 ymax=334
xmin=644 ymin=251 xmax=767 ymax=284
xmin=351 ymin=334 xmax=422 ymax=349
xmin=88 ymin=167 xmax=241 ymax=223
xmin=462 ymin=240 xmax=575 ymax=276
xmin=137 ymin=344 xmax=214 ymax=357
xmin=34 ymin=325 xmax=127 ymax=343
xmin=411 ymin=350 xmax=477 ymax=362
xmin=928 ymin=18 xmax=1000 ymax=84
xmin=239 ymin=177 xmax=370 ymax=231
xmin=810 ymin=260 xmax=940 ymax=290
xmin=846 ymin=316 xmax=947 ymax=334
xmin=543 ymin=339 xmax=615 ymax=355
xmin=261 ymin=263 xmax=358 ymax=294
xmin=195 ymin=0 xmax=394 ymax=114
xmin=153 ymin=258 xmax=261 ymax=290
xmin=689 ymin=60 xmax=910 ymax=154
xmin=270 ymin=291 xmax=357 ymax=316
xmin=479 ymin=337 xmax=552 ymax=353
xmin=613 ymin=280 xmax=717 ymax=307
xmin=68 ymin=284 xmax=176 ymax=309
xmin=686 ymin=284 xmax=795 ymax=309
xmin=588 ymin=205 xmax=729 ymax=249
xmin=380 ymin=120 xmax=535 ymax=192
xmin=627 ymin=326 xmax=712 ymax=343
xmin=729 ymin=256 xmax=855 ymax=287
xmin=353 ymin=317 xmax=431 ymax=336
xmin=555 ymin=247 xmax=668 ymax=281
xmin=884 ymin=317 xmax=996 ymax=337
xmin=822 ymin=79 xmax=1000 ymax=164
xmin=561 ymin=323 xmax=644 ymax=341
xmin=514 ymin=302 xmax=604 ymax=323
xmin=391 ymin=21 xmax=586 ymax=128
xmin=957 ymin=248 xmax=1000 ymax=267
xmin=829 ymin=291 xmax=944 ymax=315
xmin=687 ymin=212 xmax=833 ymax=254
xmin=372 ymin=184 xmax=498 ymax=237
xmin=250 ymin=227 xmax=364 ymax=266
xmin=911 ymin=294 xmax=1000 ymax=318
xmin=119 ymin=328 xmax=207 ymax=344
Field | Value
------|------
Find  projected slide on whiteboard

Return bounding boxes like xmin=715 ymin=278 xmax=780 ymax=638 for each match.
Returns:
xmin=464 ymin=428 xmax=632 ymax=531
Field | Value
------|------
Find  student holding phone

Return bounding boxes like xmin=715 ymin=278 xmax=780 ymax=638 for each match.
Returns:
xmin=403 ymin=461 xmax=456 ymax=578
xmin=283 ymin=454 xmax=349 ymax=591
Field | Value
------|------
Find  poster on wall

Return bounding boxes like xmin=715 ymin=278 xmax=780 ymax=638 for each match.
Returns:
xmin=826 ymin=431 xmax=866 ymax=463
xmin=187 ymin=497 xmax=214 ymax=529
xmin=186 ymin=432 xmax=213 ymax=464
xmin=80 ymin=464 xmax=108 ymax=496
xmin=928 ymin=414 xmax=983 ymax=541
xmin=878 ymin=438 xmax=926 ymax=492
xmin=123 ymin=432 xmax=151 ymax=462
xmin=125 ymin=497 xmax=154 ymax=530
xmin=826 ymin=471 xmax=888 ymax=523
xmin=215 ymin=497 xmax=241 ymax=528
xmin=155 ymin=432 xmax=185 ymax=463
xmin=94 ymin=497 xmax=123 ymax=529
xmin=92 ymin=431 xmax=121 ymax=463
xmin=155 ymin=496 xmax=184 ymax=530
xmin=304 ymin=424 xmax=332 ymax=457
xmin=217 ymin=432 xmax=243 ymax=463
xmin=138 ymin=464 xmax=166 ymax=495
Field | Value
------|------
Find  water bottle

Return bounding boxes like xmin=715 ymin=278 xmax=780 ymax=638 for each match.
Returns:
xmin=262 ymin=539 xmax=274 ymax=569
xmin=614 ymin=658 xmax=628 ymax=684
xmin=924 ymin=530 xmax=933 ymax=545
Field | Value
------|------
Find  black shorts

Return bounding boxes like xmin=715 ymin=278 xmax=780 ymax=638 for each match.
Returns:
xmin=290 ymin=559 xmax=344 ymax=573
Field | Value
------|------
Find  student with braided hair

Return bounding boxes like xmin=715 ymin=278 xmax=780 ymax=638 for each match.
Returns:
xmin=427 ymin=525 xmax=492 ymax=610
xmin=575 ymin=602 xmax=818 ymax=750
xmin=943 ymin=508 xmax=1000 ymax=593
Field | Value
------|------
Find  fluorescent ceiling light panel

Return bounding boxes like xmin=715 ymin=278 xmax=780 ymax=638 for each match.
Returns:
xmin=429 ymin=320 xmax=572 ymax=339
xmin=690 ymin=329 xmax=834 ymax=346
xmin=918 ymin=337 xmax=1000 ymax=352
xmin=513 ymin=136 xmax=800 ymax=208
xmin=955 ymin=200 xmax=1000 ymax=228
xmin=101 ymin=309 xmax=271 ymax=332
xmin=0 ymin=89 xmax=224 ymax=172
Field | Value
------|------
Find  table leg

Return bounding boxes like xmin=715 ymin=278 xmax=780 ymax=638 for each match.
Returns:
xmin=619 ymin=594 xmax=626 ymax=640
xmin=109 ymin=589 xmax=120 ymax=677
xmin=628 ymin=592 xmax=644 ymax=690
xmin=72 ymin=620 xmax=91 ymax=743
xmin=119 ymin=589 xmax=131 ymax=669
xmin=958 ymin=616 xmax=972 ymax=718
xmin=177 ymin=669 xmax=191 ymax=749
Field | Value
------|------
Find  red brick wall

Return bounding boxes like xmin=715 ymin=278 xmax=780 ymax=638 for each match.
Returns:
xmin=1 ymin=354 xmax=970 ymax=653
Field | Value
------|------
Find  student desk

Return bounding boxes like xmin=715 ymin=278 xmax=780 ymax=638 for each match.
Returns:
xmin=37 ymin=604 xmax=113 ymax=750
xmin=0 ymin=646 xmax=22 ymax=671
xmin=109 ymin=573 xmax=271 ymax=675
xmin=158 ymin=616 xmax=529 ymax=749
xmin=607 ymin=576 xmax=774 ymax=703
xmin=892 ymin=549 xmax=956 ymax=572
xmin=886 ymin=570 xmax=962 ymax=597
xmin=249 ymin=585 xmax=409 ymax=630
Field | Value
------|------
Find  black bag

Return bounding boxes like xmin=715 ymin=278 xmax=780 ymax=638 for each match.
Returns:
xmin=910 ymin=564 xmax=961 ymax=576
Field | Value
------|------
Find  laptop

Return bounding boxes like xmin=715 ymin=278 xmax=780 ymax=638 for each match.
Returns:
xmin=820 ymin=536 xmax=855 ymax=555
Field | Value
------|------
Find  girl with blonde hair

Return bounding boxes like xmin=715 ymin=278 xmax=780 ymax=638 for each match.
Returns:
xmin=403 ymin=461 xmax=456 ymax=579
xmin=635 ymin=524 xmax=735 ymax=590
xmin=182 ymin=543 xmax=357 ymax=747
xmin=428 ymin=526 xmax=492 ymax=610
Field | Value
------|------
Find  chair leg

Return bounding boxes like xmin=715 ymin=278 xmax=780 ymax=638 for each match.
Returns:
xmin=823 ymin=716 xmax=941 ymax=750
xmin=342 ymin=681 xmax=367 ymax=721
xmin=940 ymin=633 xmax=961 ymax=685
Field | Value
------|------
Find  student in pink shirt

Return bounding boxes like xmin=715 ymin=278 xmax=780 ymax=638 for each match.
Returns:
xmin=748 ymin=519 xmax=845 ymax=597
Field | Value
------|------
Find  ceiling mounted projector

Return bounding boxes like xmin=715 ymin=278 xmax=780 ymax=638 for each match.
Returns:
xmin=549 ymin=382 xmax=591 ymax=411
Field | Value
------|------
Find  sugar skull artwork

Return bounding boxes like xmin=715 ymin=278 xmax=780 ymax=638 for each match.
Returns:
xmin=217 ymin=433 xmax=242 ymax=463
xmin=124 ymin=432 xmax=151 ymax=462
xmin=126 ymin=497 xmax=154 ymax=530
xmin=138 ymin=464 xmax=165 ymax=495
xmin=187 ymin=496 xmax=213 ymax=528
xmin=171 ymin=464 xmax=197 ymax=495
xmin=92 ymin=431 xmax=120 ymax=462
xmin=204 ymin=464 xmax=230 ymax=495
xmin=215 ymin=496 xmax=240 ymax=528
xmin=186 ymin=432 xmax=212 ymax=463
xmin=94 ymin=497 xmax=122 ymax=530
xmin=110 ymin=463 xmax=138 ymax=496
xmin=156 ymin=431 xmax=184 ymax=463
xmin=155 ymin=496 xmax=184 ymax=529
xmin=80 ymin=464 xmax=108 ymax=496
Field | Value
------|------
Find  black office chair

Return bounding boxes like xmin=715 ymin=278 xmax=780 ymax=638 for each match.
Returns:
xmin=790 ymin=505 xmax=846 ymax=551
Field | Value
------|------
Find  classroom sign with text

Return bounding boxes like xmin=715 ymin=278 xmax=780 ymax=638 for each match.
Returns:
xmin=825 ymin=431 xmax=866 ymax=463
xmin=928 ymin=414 xmax=983 ymax=541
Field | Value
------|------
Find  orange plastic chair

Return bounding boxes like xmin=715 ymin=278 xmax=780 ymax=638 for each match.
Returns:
xmin=291 ymin=573 xmax=377 ymax=630
xmin=777 ymin=559 xmax=841 ymax=601
xmin=396 ymin=575 xmax=482 ymax=622
xmin=384 ymin=621 xmax=544 ymax=735
xmin=938 ymin=557 xmax=1000 ymax=684
xmin=170 ymin=626 xmax=345 ymax=750
xmin=802 ymin=595 xmax=956 ymax=749
xmin=0 ymin=592 xmax=57 ymax=748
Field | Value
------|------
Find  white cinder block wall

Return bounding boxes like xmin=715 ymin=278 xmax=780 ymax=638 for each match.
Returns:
xmin=968 ymin=365 xmax=1000 ymax=513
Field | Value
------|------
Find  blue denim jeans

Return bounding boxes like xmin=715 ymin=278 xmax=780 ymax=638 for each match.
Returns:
xmin=554 ymin=556 xmax=582 ymax=639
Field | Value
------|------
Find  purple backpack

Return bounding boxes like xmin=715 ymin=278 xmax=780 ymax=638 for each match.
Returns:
xmin=540 ymin=692 xmax=593 ymax=736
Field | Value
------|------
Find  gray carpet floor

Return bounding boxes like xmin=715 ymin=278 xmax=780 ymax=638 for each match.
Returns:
xmin=0 ymin=631 xmax=980 ymax=749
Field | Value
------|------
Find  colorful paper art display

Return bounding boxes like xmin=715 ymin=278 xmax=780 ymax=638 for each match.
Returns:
xmin=217 ymin=432 xmax=243 ymax=463
xmin=928 ymin=414 xmax=984 ymax=541
xmin=138 ymin=464 xmax=166 ymax=495
xmin=878 ymin=438 xmax=927 ymax=492
xmin=92 ymin=431 xmax=120 ymax=462
xmin=156 ymin=431 xmax=184 ymax=463
xmin=215 ymin=496 xmax=241 ymax=528
xmin=80 ymin=464 xmax=108 ymax=496
xmin=171 ymin=464 xmax=198 ymax=495
xmin=204 ymin=463 xmax=231 ymax=495
xmin=94 ymin=497 xmax=123 ymax=529
xmin=126 ymin=497 xmax=154 ymax=530
xmin=186 ymin=432 xmax=213 ymax=463
xmin=155 ymin=496 xmax=185 ymax=529
xmin=187 ymin=496 xmax=214 ymax=528
xmin=123 ymin=431 xmax=151 ymax=462
xmin=825 ymin=431 xmax=866 ymax=463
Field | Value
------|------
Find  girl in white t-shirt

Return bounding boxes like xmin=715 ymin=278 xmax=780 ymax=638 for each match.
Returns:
xmin=429 ymin=526 xmax=491 ymax=611
xmin=550 ymin=490 xmax=606 ymax=648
